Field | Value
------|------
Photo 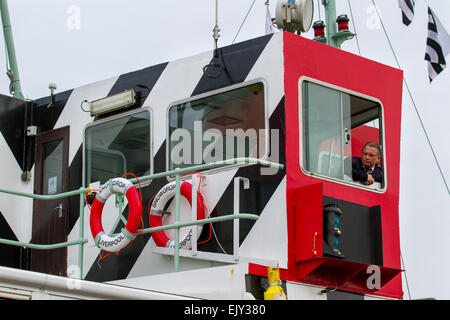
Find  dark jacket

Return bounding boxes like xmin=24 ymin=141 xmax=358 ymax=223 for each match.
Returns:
xmin=351 ymin=157 xmax=383 ymax=184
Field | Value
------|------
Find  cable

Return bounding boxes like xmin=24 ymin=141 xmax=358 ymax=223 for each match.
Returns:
xmin=347 ymin=0 xmax=361 ymax=56
xmin=400 ymin=250 xmax=412 ymax=299
xmin=211 ymin=223 xmax=228 ymax=255
xmin=232 ymin=0 xmax=257 ymax=44
xmin=317 ymin=0 xmax=321 ymax=20
xmin=371 ymin=0 xmax=449 ymax=195
xmin=80 ymin=99 xmax=90 ymax=112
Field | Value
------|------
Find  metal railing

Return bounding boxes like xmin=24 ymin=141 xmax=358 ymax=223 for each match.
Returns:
xmin=0 ymin=157 xmax=284 ymax=278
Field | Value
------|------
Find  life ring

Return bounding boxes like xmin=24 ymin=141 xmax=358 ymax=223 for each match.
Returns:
xmin=150 ymin=181 xmax=206 ymax=249
xmin=90 ymin=177 xmax=143 ymax=252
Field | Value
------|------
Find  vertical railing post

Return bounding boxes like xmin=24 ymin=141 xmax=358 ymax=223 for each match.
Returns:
xmin=174 ymin=170 xmax=181 ymax=272
xmin=191 ymin=174 xmax=199 ymax=256
xmin=78 ymin=188 xmax=85 ymax=279
xmin=233 ymin=177 xmax=249 ymax=261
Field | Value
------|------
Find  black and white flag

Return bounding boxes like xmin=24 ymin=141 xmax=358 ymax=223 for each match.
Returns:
xmin=425 ymin=7 xmax=450 ymax=82
xmin=398 ymin=0 xmax=415 ymax=26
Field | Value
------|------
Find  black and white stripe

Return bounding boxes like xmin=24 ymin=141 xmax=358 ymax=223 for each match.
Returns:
xmin=398 ymin=0 xmax=415 ymax=26
xmin=85 ymin=33 xmax=286 ymax=281
xmin=0 ymin=32 xmax=286 ymax=281
xmin=0 ymin=95 xmax=34 ymax=254
xmin=425 ymin=7 xmax=450 ymax=82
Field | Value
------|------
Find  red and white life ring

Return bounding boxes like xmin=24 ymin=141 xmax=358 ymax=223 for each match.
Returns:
xmin=150 ymin=181 xmax=206 ymax=249
xmin=90 ymin=177 xmax=143 ymax=252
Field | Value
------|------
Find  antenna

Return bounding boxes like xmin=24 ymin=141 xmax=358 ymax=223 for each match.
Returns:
xmin=213 ymin=0 xmax=220 ymax=50
xmin=203 ymin=0 xmax=225 ymax=79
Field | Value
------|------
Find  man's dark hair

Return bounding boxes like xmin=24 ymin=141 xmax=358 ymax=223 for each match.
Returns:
xmin=363 ymin=141 xmax=382 ymax=157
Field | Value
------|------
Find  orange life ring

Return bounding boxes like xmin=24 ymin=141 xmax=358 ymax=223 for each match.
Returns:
xmin=90 ymin=178 xmax=142 ymax=252
xmin=149 ymin=181 xmax=206 ymax=249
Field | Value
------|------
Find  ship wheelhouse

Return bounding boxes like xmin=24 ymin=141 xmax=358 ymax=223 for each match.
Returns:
xmin=0 ymin=31 xmax=404 ymax=299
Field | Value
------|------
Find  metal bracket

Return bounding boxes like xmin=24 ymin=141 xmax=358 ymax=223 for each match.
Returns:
xmin=233 ymin=177 xmax=250 ymax=261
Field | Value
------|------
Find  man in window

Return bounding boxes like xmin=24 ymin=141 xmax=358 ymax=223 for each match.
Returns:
xmin=351 ymin=142 xmax=383 ymax=186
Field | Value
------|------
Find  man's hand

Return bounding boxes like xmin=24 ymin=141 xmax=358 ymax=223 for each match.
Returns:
xmin=366 ymin=174 xmax=375 ymax=185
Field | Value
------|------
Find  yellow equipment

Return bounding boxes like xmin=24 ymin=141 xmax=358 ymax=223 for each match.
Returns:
xmin=264 ymin=267 xmax=287 ymax=300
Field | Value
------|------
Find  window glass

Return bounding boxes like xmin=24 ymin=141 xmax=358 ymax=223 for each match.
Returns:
xmin=84 ymin=110 xmax=151 ymax=186
xmin=168 ymin=82 xmax=266 ymax=171
xmin=42 ymin=139 xmax=63 ymax=195
xmin=301 ymin=81 xmax=384 ymax=189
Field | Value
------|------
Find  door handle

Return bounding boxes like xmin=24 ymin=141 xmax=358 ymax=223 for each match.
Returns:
xmin=50 ymin=203 xmax=63 ymax=217
xmin=344 ymin=128 xmax=350 ymax=145
xmin=57 ymin=203 xmax=63 ymax=217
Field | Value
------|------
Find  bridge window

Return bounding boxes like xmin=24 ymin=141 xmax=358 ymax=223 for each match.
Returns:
xmin=84 ymin=108 xmax=152 ymax=186
xmin=168 ymin=82 xmax=267 ymax=171
xmin=300 ymin=80 xmax=385 ymax=190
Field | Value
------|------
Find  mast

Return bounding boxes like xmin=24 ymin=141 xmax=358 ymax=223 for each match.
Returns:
xmin=0 ymin=0 xmax=24 ymax=100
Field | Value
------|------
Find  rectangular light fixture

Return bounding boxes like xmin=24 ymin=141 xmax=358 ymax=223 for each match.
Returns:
xmin=90 ymin=89 xmax=136 ymax=116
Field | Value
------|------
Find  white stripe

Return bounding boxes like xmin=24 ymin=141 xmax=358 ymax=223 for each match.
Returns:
xmin=54 ymin=76 xmax=120 ymax=164
xmin=0 ymin=132 xmax=34 ymax=243
xmin=239 ymin=177 xmax=287 ymax=268
xmin=143 ymin=51 xmax=213 ymax=153
xmin=63 ymin=76 xmax=121 ymax=277
xmin=127 ymin=33 xmax=286 ymax=279
xmin=245 ymin=32 xmax=284 ymax=116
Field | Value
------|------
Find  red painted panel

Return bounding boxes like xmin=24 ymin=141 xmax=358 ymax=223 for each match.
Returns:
xmin=283 ymin=32 xmax=403 ymax=299
xmin=293 ymin=183 xmax=323 ymax=262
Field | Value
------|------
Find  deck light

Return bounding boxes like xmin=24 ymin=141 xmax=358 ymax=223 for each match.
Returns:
xmin=313 ymin=20 xmax=325 ymax=38
xmin=89 ymin=89 xmax=136 ymax=117
xmin=336 ymin=14 xmax=350 ymax=32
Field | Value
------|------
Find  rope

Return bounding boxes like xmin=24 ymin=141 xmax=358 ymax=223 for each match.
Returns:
xmin=232 ymin=0 xmax=257 ymax=44
xmin=401 ymin=250 xmax=412 ymax=299
xmin=347 ymin=0 xmax=361 ymax=56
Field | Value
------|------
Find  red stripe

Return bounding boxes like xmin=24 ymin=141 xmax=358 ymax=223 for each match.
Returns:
xmin=248 ymin=263 xmax=289 ymax=281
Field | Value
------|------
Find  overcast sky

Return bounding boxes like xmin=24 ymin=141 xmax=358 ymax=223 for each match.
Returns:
xmin=0 ymin=0 xmax=449 ymax=299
